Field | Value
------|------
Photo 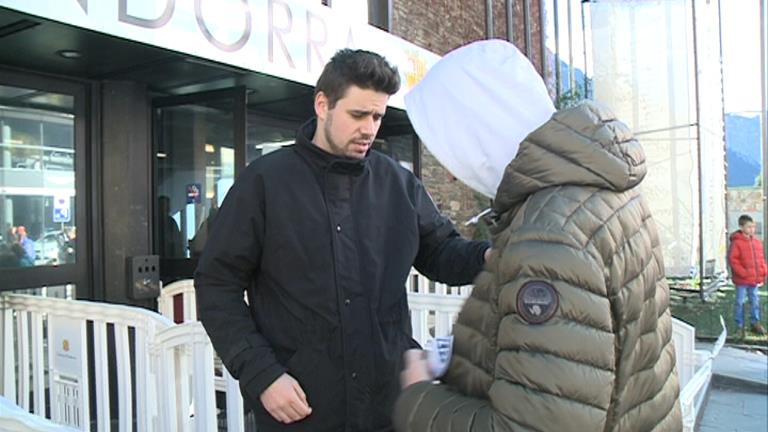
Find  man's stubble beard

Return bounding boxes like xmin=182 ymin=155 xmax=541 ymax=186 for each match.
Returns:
xmin=323 ymin=111 xmax=344 ymax=156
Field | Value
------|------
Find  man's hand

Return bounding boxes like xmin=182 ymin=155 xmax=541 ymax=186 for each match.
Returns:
xmin=260 ymin=373 xmax=312 ymax=423
xmin=401 ymin=349 xmax=432 ymax=389
xmin=484 ymin=247 xmax=493 ymax=263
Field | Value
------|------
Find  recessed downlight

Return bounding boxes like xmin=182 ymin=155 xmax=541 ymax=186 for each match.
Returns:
xmin=57 ymin=50 xmax=82 ymax=59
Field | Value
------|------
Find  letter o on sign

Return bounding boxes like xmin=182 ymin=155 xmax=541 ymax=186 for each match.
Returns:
xmin=195 ymin=0 xmax=252 ymax=52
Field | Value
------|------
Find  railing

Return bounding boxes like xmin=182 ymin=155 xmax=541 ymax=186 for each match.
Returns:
xmin=0 ymin=294 xmax=173 ymax=431
xmin=0 ymin=141 xmax=75 ymax=172
xmin=0 ymin=394 xmax=79 ymax=431
xmin=157 ymin=279 xmax=197 ymax=323
xmin=405 ymin=271 xmax=471 ymax=345
xmin=673 ymin=316 xmax=727 ymax=432
xmin=156 ymin=279 xmax=244 ymax=432
xmin=155 ymin=322 xmax=243 ymax=431
xmin=0 ymin=293 xmax=233 ymax=432
xmin=1 ymin=272 xmax=720 ymax=431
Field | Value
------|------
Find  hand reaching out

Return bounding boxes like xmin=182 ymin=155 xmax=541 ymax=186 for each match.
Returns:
xmin=260 ymin=373 xmax=312 ymax=423
xmin=401 ymin=349 xmax=432 ymax=389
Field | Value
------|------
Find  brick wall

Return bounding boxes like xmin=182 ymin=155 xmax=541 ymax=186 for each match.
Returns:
xmin=391 ymin=0 xmax=544 ymax=237
xmin=391 ymin=0 xmax=487 ymax=55
xmin=419 ymin=147 xmax=492 ymax=237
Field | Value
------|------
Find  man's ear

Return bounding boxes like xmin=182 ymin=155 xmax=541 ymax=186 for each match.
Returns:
xmin=314 ymin=91 xmax=329 ymax=121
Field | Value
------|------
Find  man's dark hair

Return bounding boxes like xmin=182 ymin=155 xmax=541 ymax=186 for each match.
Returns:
xmin=315 ymin=49 xmax=400 ymax=108
xmin=738 ymin=214 xmax=754 ymax=226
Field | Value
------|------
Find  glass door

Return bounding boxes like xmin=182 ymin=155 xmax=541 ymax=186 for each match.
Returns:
xmin=0 ymin=69 xmax=88 ymax=295
xmin=153 ymin=87 xmax=246 ymax=284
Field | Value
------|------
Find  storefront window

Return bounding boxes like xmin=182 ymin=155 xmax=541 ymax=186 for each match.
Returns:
xmin=368 ymin=0 xmax=391 ymax=31
xmin=246 ymin=115 xmax=298 ymax=165
xmin=0 ymin=84 xmax=76 ymax=269
xmin=246 ymin=120 xmax=418 ymax=174
xmin=374 ymin=135 xmax=417 ymax=174
xmin=155 ymin=100 xmax=235 ymax=259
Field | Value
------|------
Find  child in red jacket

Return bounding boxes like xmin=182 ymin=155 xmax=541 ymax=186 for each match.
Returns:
xmin=728 ymin=215 xmax=767 ymax=335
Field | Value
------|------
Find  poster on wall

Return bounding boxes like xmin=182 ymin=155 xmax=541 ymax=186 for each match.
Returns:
xmin=186 ymin=183 xmax=202 ymax=204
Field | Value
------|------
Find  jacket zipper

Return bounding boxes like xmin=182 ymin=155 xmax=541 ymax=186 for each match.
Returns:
xmin=750 ymin=238 xmax=758 ymax=281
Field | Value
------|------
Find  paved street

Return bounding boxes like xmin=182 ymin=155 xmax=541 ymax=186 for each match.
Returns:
xmin=696 ymin=344 xmax=767 ymax=432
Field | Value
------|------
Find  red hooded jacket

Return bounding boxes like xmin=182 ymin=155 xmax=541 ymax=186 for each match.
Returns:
xmin=728 ymin=230 xmax=767 ymax=286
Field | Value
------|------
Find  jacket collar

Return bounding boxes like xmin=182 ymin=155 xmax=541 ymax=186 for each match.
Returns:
xmin=731 ymin=230 xmax=754 ymax=242
xmin=294 ymin=118 xmax=367 ymax=176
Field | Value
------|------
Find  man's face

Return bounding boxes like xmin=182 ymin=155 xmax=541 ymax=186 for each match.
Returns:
xmin=742 ymin=222 xmax=756 ymax=237
xmin=314 ymin=85 xmax=388 ymax=159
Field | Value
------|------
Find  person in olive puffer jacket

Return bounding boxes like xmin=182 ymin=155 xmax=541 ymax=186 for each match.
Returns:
xmin=394 ymin=40 xmax=683 ymax=432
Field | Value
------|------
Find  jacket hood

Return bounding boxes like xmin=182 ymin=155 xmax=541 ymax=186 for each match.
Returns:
xmin=730 ymin=230 xmax=753 ymax=242
xmin=404 ymin=40 xmax=555 ymax=198
xmin=493 ymin=101 xmax=647 ymax=215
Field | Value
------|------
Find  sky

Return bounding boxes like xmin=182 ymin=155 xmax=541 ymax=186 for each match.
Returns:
xmin=721 ymin=1 xmax=763 ymax=115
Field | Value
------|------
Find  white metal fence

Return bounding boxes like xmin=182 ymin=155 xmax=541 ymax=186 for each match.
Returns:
xmin=673 ymin=317 xmax=727 ymax=432
xmin=0 ymin=292 xmax=226 ymax=432
xmin=1 ymin=272 xmax=720 ymax=431
xmin=0 ymin=294 xmax=172 ymax=431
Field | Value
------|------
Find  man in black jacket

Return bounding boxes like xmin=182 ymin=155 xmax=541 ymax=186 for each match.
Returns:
xmin=194 ymin=49 xmax=489 ymax=432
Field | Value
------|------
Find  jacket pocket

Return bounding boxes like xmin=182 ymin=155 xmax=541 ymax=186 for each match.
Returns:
xmin=284 ymin=326 xmax=346 ymax=426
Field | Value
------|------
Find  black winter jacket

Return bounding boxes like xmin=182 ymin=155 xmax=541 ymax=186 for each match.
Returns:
xmin=195 ymin=119 xmax=489 ymax=432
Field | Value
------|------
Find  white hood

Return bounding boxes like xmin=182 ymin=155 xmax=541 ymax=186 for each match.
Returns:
xmin=404 ymin=39 xmax=555 ymax=198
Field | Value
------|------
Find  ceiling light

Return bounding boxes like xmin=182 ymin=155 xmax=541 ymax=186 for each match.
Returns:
xmin=156 ymin=152 xmax=167 ymax=158
xmin=57 ymin=50 xmax=82 ymax=59
xmin=205 ymin=144 xmax=215 ymax=153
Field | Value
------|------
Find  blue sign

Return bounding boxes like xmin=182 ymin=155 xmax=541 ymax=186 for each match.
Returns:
xmin=186 ymin=183 xmax=202 ymax=204
xmin=53 ymin=196 xmax=71 ymax=223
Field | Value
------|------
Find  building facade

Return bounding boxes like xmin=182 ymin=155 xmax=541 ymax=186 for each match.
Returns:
xmin=0 ymin=0 xmax=548 ymax=305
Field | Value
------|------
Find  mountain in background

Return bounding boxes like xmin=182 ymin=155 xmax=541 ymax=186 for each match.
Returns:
xmin=559 ymin=61 xmax=588 ymax=94
xmin=726 ymin=113 xmax=762 ymax=187
xmin=556 ymin=63 xmax=760 ymax=187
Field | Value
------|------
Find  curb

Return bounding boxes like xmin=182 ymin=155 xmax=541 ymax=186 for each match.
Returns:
xmin=724 ymin=343 xmax=768 ymax=354
xmin=712 ymin=373 xmax=768 ymax=394
xmin=696 ymin=336 xmax=768 ymax=352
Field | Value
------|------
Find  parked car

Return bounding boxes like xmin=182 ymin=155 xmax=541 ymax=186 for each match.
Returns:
xmin=33 ymin=231 xmax=67 ymax=266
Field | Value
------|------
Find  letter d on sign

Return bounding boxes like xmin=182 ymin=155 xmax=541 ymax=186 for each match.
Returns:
xmin=119 ymin=0 xmax=175 ymax=29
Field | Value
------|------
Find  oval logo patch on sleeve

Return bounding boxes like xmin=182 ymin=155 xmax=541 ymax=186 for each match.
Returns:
xmin=516 ymin=281 xmax=559 ymax=324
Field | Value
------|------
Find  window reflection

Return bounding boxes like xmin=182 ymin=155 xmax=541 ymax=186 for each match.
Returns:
xmin=246 ymin=115 xmax=298 ymax=165
xmin=0 ymin=84 xmax=76 ymax=268
xmin=373 ymin=135 xmax=416 ymax=173
xmin=8 ymin=284 xmax=74 ymax=299
xmin=156 ymin=101 xmax=235 ymax=259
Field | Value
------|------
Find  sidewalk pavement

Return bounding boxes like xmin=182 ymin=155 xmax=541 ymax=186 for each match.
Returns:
xmin=695 ymin=343 xmax=767 ymax=432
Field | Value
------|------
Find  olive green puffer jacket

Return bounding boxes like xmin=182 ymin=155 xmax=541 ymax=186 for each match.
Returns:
xmin=394 ymin=101 xmax=682 ymax=432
